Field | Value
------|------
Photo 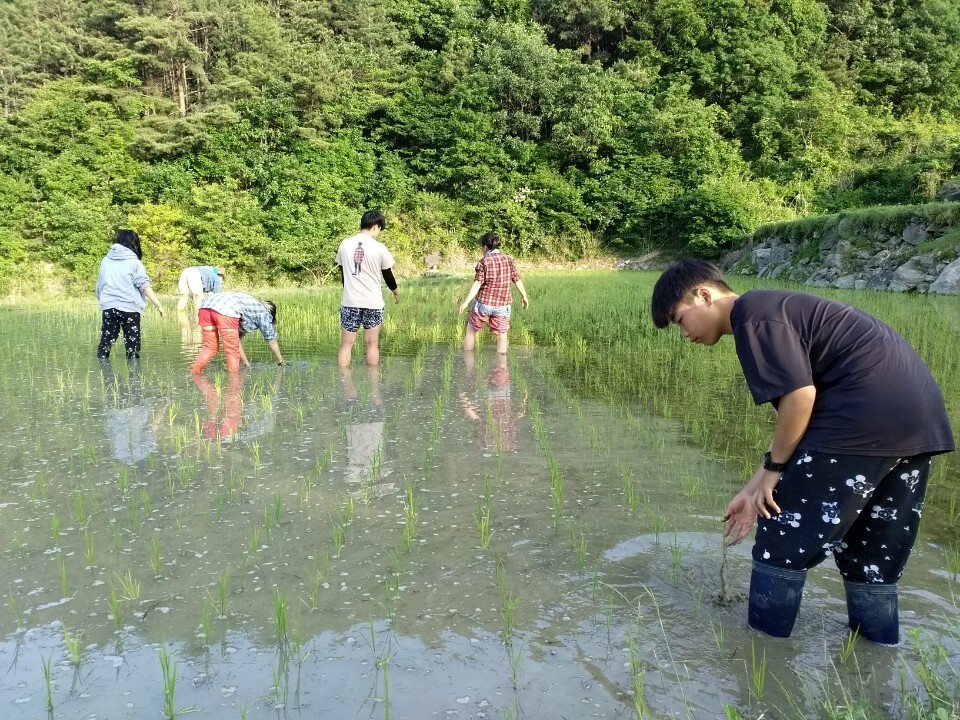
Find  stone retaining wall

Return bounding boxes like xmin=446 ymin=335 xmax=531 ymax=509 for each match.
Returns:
xmin=724 ymin=202 xmax=960 ymax=294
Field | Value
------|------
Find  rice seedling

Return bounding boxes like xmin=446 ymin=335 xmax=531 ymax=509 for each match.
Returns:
xmin=508 ymin=638 xmax=525 ymax=686
xmin=50 ymin=511 xmax=61 ymax=547
xmin=476 ymin=494 xmax=494 ymax=549
xmin=500 ymin=586 xmax=521 ymax=644
xmin=141 ymin=488 xmax=152 ymax=517
xmin=273 ymin=493 xmax=282 ymax=523
xmin=83 ymin=527 xmax=95 ymax=568
xmin=667 ymin=532 xmax=685 ymax=588
xmin=208 ymin=569 xmax=231 ymax=618
xmin=59 ymin=559 xmax=69 ymax=597
xmin=115 ymin=570 xmax=140 ymax=601
xmin=117 ymin=467 xmax=128 ymax=496
xmin=73 ymin=492 xmax=85 ymax=524
xmin=402 ymin=485 xmax=417 ymax=549
xmin=620 ymin=464 xmax=640 ymax=516
xmin=274 ymin=587 xmax=289 ymax=645
xmin=575 ymin=531 xmax=587 ymax=574
xmin=159 ymin=644 xmax=197 ymax=718
xmin=307 ymin=555 xmax=329 ymax=610
xmin=8 ymin=591 xmax=24 ymax=629
xmin=839 ymin=628 xmax=860 ymax=664
xmin=946 ymin=543 xmax=960 ymax=582
xmin=710 ymin=619 xmax=725 ymax=654
xmin=332 ymin=523 xmax=345 ymax=557
xmin=248 ymin=525 xmax=261 ymax=558
xmin=263 ymin=508 xmax=272 ymax=541
xmin=627 ymin=635 xmax=651 ymax=720
xmin=200 ymin=601 xmax=212 ymax=644
xmin=750 ymin=641 xmax=767 ymax=700
xmin=129 ymin=498 xmax=142 ymax=533
xmin=62 ymin=626 xmax=82 ymax=666
xmin=250 ymin=441 xmax=261 ymax=471
xmin=150 ymin=535 xmax=163 ymax=577
xmin=41 ymin=653 xmax=54 ymax=712
xmin=108 ymin=584 xmax=123 ymax=631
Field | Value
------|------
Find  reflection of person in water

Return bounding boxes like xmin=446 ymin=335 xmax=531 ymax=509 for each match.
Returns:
xmin=459 ymin=351 xmax=525 ymax=452
xmin=101 ymin=361 xmax=160 ymax=466
xmin=340 ymin=366 xmax=392 ymax=497
xmin=193 ymin=372 xmax=244 ymax=441
xmin=192 ymin=371 xmax=277 ymax=444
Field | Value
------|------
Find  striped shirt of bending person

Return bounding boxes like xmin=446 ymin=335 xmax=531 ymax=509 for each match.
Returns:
xmin=199 ymin=292 xmax=277 ymax=341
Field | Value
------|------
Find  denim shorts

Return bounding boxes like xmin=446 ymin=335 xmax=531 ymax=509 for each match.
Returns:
xmin=340 ymin=306 xmax=385 ymax=332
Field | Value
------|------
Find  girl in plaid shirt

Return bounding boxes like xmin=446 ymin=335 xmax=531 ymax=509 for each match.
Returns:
xmin=458 ymin=233 xmax=529 ymax=355
xmin=190 ymin=292 xmax=285 ymax=373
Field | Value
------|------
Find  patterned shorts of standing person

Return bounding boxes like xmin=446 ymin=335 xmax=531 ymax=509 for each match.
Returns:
xmin=468 ymin=301 xmax=511 ymax=334
xmin=340 ymin=307 xmax=385 ymax=332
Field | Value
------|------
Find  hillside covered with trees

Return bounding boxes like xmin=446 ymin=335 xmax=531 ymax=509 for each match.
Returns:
xmin=1 ymin=0 xmax=959 ymax=291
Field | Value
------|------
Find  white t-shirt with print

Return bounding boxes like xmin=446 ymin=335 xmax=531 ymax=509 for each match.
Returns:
xmin=335 ymin=232 xmax=395 ymax=310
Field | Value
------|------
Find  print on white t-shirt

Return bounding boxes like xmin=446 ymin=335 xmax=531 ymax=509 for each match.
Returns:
xmin=335 ymin=233 xmax=395 ymax=310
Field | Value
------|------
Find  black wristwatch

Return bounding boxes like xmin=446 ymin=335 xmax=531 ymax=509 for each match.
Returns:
xmin=763 ymin=451 xmax=788 ymax=473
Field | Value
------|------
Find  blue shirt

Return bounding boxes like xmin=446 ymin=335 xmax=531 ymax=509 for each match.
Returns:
xmin=200 ymin=292 xmax=277 ymax=341
xmin=197 ymin=266 xmax=222 ymax=293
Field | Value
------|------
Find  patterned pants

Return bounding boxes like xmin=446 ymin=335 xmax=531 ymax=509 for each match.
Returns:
xmin=97 ymin=309 xmax=142 ymax=359
xmin=754 ymin=450 xmax=931 ymax=584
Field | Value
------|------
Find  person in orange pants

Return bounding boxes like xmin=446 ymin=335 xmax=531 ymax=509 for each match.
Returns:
xmin=190 ymin=292 xmax=284 ymax=373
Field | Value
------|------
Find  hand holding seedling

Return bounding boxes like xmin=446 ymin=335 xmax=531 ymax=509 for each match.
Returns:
xmin=723 ymin=467 xmax=782 ymax=544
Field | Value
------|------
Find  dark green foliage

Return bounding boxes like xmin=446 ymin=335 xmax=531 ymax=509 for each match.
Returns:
xmin=0 ymin=0 xmax=958 ymax=291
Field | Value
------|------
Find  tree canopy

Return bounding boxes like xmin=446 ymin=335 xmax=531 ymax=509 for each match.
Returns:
xmin=1 ymin=0 xmax=958 ymax=290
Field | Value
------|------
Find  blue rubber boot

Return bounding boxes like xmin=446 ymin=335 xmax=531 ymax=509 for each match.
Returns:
xmin=844 ymin=581 xmax=899 ymax=646
xmin=748 ymin=561 xmax=806 ymax=638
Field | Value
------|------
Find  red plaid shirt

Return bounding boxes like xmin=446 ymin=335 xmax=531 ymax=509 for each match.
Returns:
xmin=475 ymin=250 xmax=520 ymax=307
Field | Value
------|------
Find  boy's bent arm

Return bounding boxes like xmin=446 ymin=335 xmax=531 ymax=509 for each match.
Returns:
xmin=724 ymin=385 xmax=816 ymax=544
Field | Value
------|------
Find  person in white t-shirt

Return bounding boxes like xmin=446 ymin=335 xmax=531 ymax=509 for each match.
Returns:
xmin=334 ymin=210 xmax=400 ymax=367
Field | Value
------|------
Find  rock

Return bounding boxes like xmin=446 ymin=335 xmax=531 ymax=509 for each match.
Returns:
xmin=423 ymin=252 xmax=444 ymax=271
xmin=930 ymin=258 xmax=960 ymax=294
xmin=753 ymin=246 xmax=792 ymax=276
xmin=834 ymin=275 xmax=857 ymax=289
xmin=888 ymin=260 xmax=925 ymax=292
xmin=935 ymin=179 xmax=960 ymax=202
xmin=901 ymin=222 xmax=929 ymax=246
xmin=864 ymin=268 xmax=896 ymax=290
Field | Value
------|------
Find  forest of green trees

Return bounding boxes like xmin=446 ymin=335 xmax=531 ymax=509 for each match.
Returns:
xmin=1 ymin=0 xmax=959 ymax=291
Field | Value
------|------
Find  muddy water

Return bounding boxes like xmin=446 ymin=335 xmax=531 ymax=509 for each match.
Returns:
xmin=0 ymin=313 xmax=957 ymax=719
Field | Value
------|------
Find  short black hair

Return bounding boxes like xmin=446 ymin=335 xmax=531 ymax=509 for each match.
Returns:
xmin=114 ymin=229 xmax=143 ymax=259
xmin=360 ymin=210 xmax=386 ymax=231
xmin=650 ymin=258 xmax=733 ymax=329
xmin=262 ymin=300 xmax=277 ymax=323
xmin=480 ymin=232 xmax=501 ymax=250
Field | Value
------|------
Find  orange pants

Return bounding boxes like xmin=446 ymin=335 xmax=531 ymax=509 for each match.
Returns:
xmin=191 ymin=308 xmax=242 ymax=373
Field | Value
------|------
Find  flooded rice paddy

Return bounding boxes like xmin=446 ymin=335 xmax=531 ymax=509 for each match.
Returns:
xmin=0 ymin=291 xmax=958 ymax=720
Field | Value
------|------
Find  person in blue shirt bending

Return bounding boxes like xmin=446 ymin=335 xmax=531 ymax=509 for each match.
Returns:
xmin=177 ymin=265 xmax=224 ymax=311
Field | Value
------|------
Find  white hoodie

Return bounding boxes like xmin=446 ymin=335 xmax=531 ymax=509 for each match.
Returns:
xmin=95 ymin=244 xmax=152 ymax=313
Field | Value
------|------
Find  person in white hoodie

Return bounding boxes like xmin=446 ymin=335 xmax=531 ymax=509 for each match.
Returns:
xmin=95 ymin=229 xmax=165 ymax=359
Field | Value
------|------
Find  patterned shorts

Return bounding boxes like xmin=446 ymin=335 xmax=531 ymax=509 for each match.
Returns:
xmin=468 ymin=301 xmax=511 ymax=334
xmin=340 ymin=306 xmax=385 ymax=332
